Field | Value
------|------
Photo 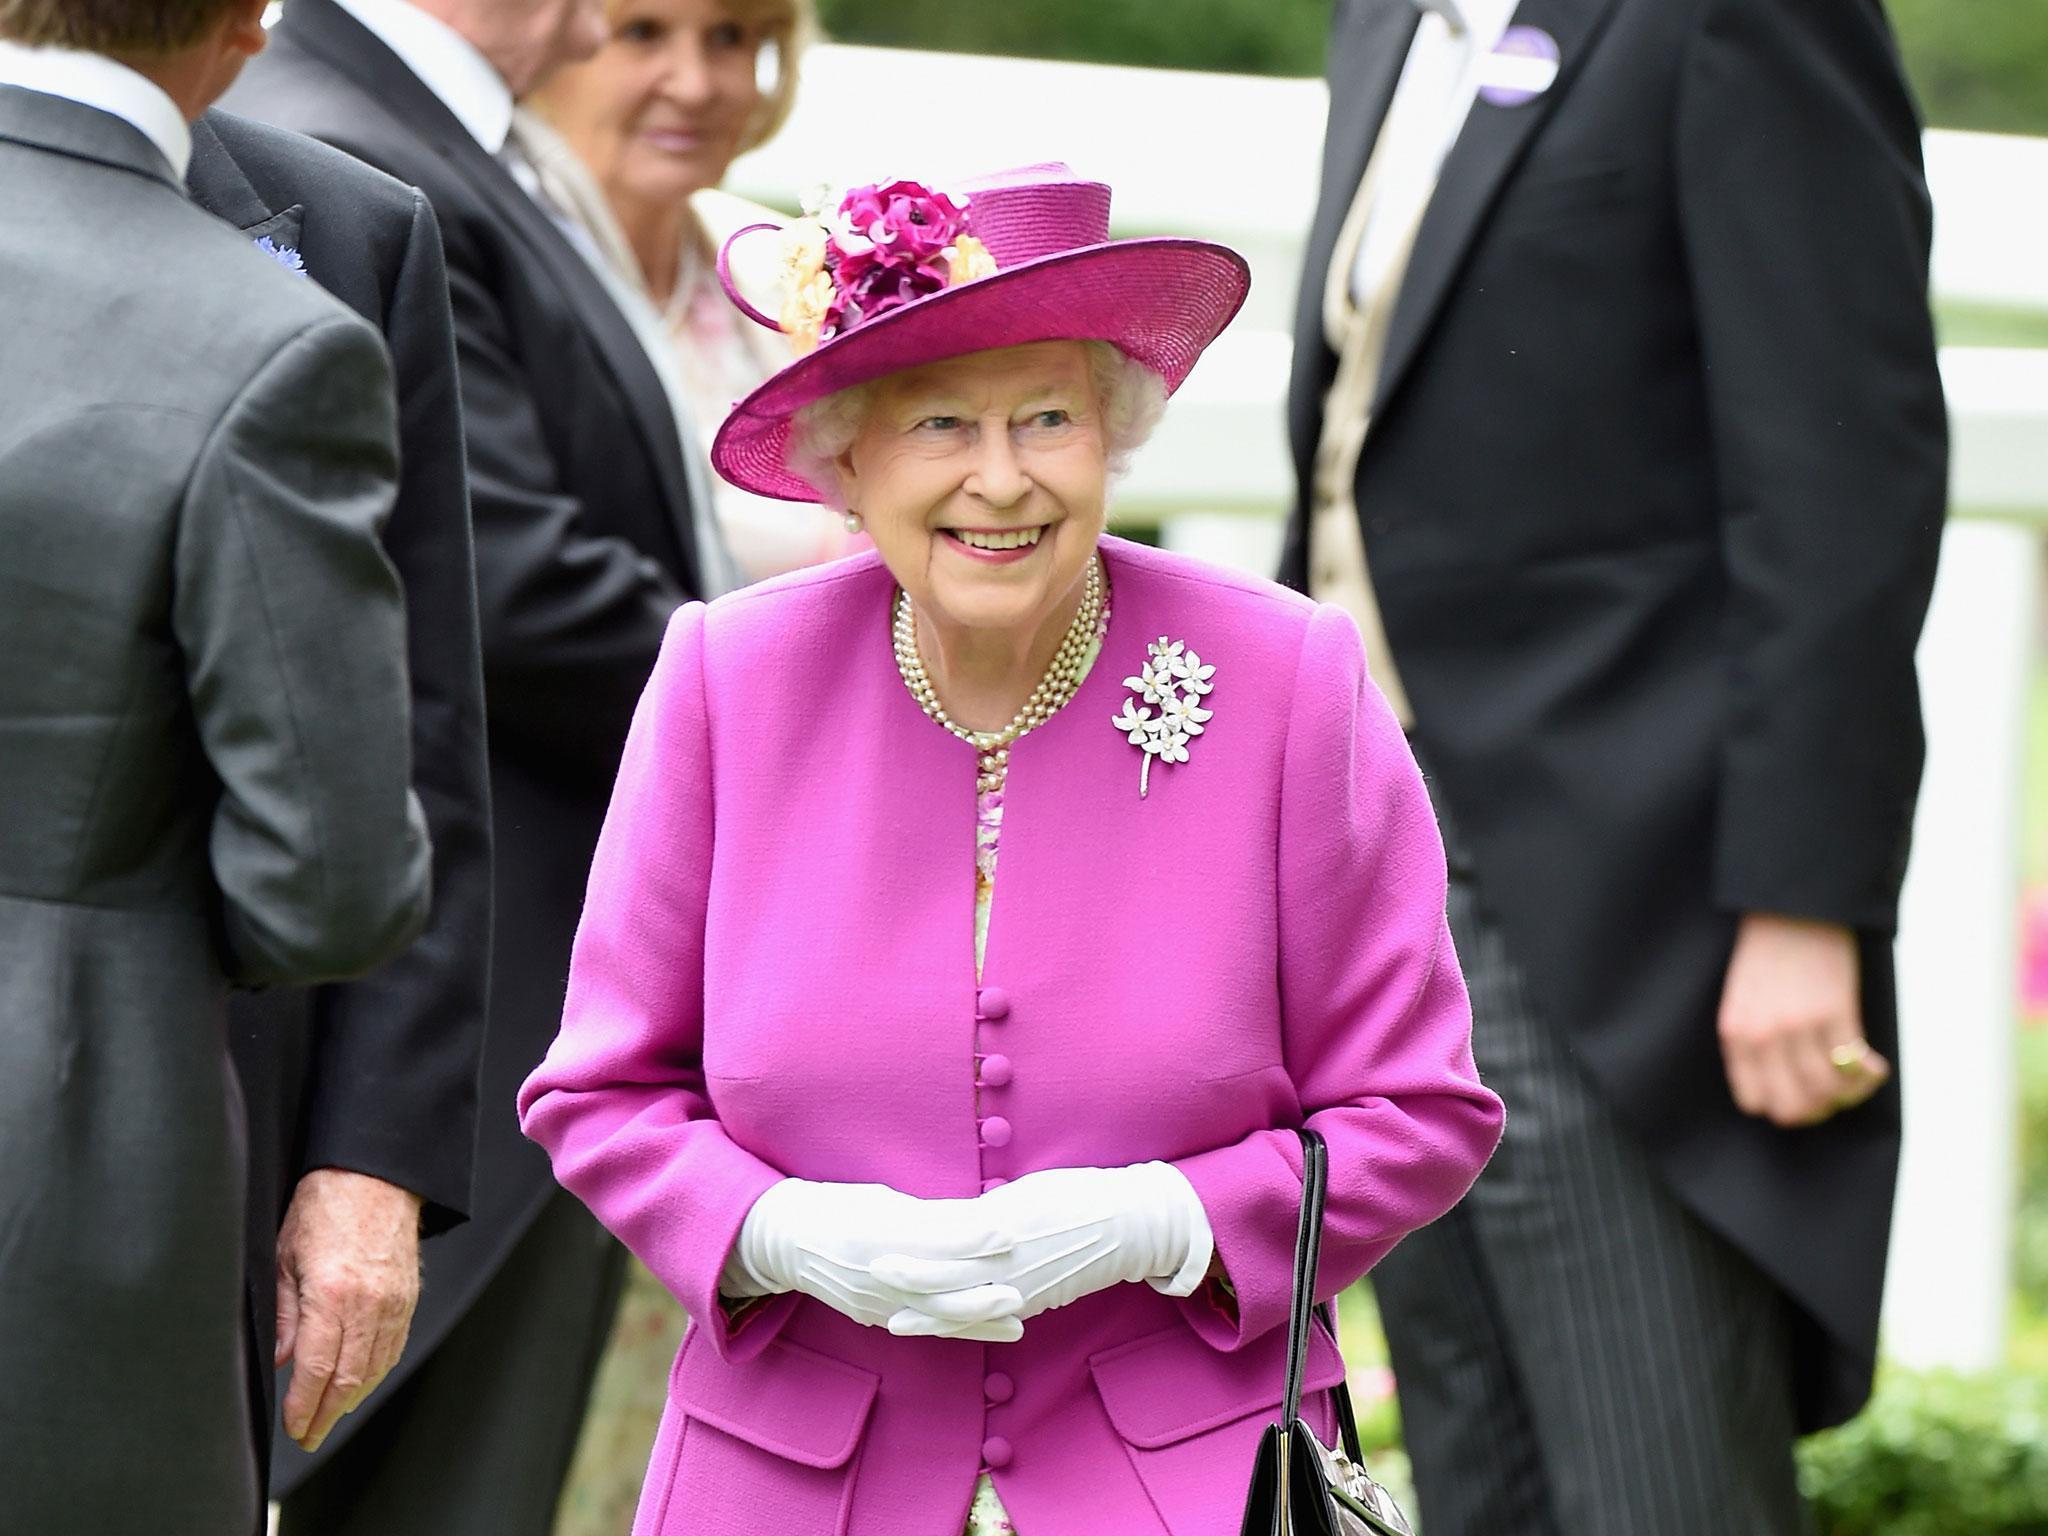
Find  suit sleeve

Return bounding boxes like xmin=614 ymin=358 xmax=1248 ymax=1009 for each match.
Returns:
xmin=175 ymin=314 xmax=433 ymax=987
xmin=445 ymin=249 xmax=687 ymax=790
xmin=1172 ymin=605 xmax=1503 ymax=1350
xmin=299 ymin=191 xmax=492 ymax=1234
xmin=518 ymin=606 xmax=793 ymax=1362
xmin=1677 ymin=0 xmax=1947 ymax=932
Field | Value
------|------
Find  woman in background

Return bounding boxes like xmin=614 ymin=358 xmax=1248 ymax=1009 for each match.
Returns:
xmin=528 ymin=0 xmax=856 ymax=580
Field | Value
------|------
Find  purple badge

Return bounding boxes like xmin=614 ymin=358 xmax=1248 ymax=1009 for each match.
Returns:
xmin=1477 ymin=25 xmax=1561 ymax=109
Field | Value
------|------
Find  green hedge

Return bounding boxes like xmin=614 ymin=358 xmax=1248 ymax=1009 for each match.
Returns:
xmin=814 ymin=0 xmax=2048 ymax=136
xmin=1798 ymin=1369 xmax=2048 ymax=1536
xmin=2019 ymin=1030 xmax=2048 ymax=1325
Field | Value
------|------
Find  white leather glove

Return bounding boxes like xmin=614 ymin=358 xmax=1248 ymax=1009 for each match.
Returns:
xmin=874 ymin=1162 xmax=1214 ymax=1325
xmin=723 ymin=1179 xmax=1027 ymax=1341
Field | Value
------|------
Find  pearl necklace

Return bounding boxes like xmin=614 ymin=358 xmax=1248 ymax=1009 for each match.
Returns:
xmin=893 ymin=556 xmax=1106 ymax=794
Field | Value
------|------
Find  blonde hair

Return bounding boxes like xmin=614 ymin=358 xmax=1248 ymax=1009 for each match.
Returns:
xmin=734 ymin=0 xmax=812 ymax=155
xmin=786 ymin=340 xmax=1170 ymax=509
xmin=593 ymin=0 xmax=812 ymax=154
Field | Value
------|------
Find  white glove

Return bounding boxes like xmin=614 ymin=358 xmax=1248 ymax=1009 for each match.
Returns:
xmin=724 ymin=1179 xmax=1027 ymax=1341
xmin=874 ymin=1162 xmax=1214 ymax=1325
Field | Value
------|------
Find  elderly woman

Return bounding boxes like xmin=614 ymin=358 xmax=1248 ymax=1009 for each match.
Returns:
xmin=519 ymin=164 xmax=1503 ymax=1536
xmin=526 ymin=0 xmax=853 ymax=580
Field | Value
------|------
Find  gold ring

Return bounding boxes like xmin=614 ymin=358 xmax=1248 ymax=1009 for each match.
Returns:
xmin=1830 ymin=1043 xmax=1872 ymax=1077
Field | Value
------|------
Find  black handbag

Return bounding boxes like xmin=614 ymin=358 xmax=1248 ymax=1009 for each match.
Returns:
xmin=1237 ymin=1129 xmax=1415 ymax=1536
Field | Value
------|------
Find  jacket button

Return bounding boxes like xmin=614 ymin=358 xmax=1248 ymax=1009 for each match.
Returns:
xmin=979 ymin=1054 xmax=1013 ymax=1087
xmin=976 ymin=987 xmax=1011 ymax=1021
xmin=984 ymin=1372 xmax=1014 ymax=1404
xmin=981 ymin=1435 xmax=1013 ymax=1469
xmin=979 ymin=1116 xmax=1012 ymax=1148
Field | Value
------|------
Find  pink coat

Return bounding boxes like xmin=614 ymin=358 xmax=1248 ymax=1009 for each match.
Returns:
xmin=519 ymin=538 xmax=1502 ymax=1536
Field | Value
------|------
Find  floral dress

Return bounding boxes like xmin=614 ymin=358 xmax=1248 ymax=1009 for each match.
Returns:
xmin=958 ymin=597 xmax=1111 ymax=1536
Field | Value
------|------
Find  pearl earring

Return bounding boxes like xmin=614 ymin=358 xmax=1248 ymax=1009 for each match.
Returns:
xmin=845 ymin=512 xmax=865 ymax=535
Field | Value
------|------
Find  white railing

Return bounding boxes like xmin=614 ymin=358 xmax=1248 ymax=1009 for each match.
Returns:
xmin=735 ymin=46 xmax=2048 ymax=1373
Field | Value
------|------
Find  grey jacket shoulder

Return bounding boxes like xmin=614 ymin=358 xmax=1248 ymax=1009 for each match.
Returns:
xmin=199 ymin=109 xmax=428 ymax=236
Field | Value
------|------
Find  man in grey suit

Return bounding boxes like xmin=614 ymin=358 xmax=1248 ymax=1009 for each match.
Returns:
xmin=0 ymin=0 xmax=433 ymax=1530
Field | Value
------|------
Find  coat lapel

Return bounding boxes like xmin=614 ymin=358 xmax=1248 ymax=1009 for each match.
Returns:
xmin=458 ymin=145 xmax=702 ymax=581
xmin=1300 ymin=0 xmax=1423 ymax=360
xmin=275 ymin=0 xmax=701 ymax=587
xmin=1370 ymin=0 xmax=1623 ymax=421
xmin=186 ymin=116 xmax=305 ymax=255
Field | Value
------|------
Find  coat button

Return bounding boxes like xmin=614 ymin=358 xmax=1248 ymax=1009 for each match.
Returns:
xmin=976 ymin=987 xmax=1011 ymax=1021
xmin=979 ymin=1116 xmax=1012 ymax=1148
xmin=979 ymin=1054 xmax=1013 ymax=1088
xmin=981 ymin=1435 xmax=1013 ymax=1469
xmin=984 ymin=1372 xmax=1014 ymax=1404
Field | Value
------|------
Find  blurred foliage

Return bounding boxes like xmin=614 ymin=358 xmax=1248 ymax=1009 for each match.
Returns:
xmin=1885 ymin=0 xmax=2048 ymax=137
xmin=555 ymin=1262 xmax=683 ymax=1536
xmin=2019 ymin=1029 xmax=2048 ymax=1335
xmin=814 ymin=0 xmax=2048 ymax=136
xmin=813 ymin=0 xmax=1328 ymax=77
xmin=1939 ymin=303 xmax=2048 ymax=351
xmin=1797 ymin=1369 xmax=2048 ymax=1535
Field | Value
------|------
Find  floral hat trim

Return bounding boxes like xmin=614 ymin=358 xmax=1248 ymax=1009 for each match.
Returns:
xmin=718 ymin=178 xmax=999 ymax=356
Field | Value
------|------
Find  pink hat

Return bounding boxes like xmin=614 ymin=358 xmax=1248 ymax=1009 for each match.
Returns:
xmin=709 ymin=162 xmax=1250 ymax=504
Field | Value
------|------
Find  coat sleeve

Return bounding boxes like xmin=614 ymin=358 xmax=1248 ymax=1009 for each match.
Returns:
xmin=1172 ymin=604 xmax=1502 ymax=1351
xmin=518 ymin=604 xmax=792 ymax=1360
xmin=175 ymin=314 xmax=432 ymax=987
xmin=298 ymin=190 xmax=494 ymax=1235
xmin=1677 ymin=0 xmax=1947 ymax=932
xmin=444 ymin=247 xmax=688 ymax=792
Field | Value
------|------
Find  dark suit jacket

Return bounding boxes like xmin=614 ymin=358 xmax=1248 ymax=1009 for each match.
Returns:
xmin=221 ymin=0 xmax=705 ymax=1483
xmin=187 ymin=108 xmax=494 ymax=1485
xmin=0 ymin=86 xmax=429 ymax=1535
xmin=1284 ymin=0 xmax=1946 ymax=1430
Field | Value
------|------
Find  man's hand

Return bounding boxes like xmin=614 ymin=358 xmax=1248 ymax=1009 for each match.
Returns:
xmin=275 ymin=1168 xmax=423 ymax=1452
xmin=1718 ymin=913 xmax=1889 ymax=1128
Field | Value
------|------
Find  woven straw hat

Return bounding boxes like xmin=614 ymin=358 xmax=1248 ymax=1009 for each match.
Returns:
xmin=708 ymin=162 xmax=1250 ymax=504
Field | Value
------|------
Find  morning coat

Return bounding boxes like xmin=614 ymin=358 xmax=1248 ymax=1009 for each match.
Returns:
xmin=1280 ymin=0 xmax=1947 ymax=1428
xmin=222 ymin=0 xmax=709 ymax=1488
xmin=0 ymin=86 xmax=429 ymax=1536
xmin=187 ymin=109 xmax=494 ymax=1492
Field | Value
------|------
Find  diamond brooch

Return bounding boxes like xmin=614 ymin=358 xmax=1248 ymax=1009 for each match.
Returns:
xmin=1113 ymin=636 xmax=1215 ymax=798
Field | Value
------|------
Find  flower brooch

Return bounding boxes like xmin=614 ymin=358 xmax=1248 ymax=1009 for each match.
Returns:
xmin=254 ymin=236 xmax=307 ymax=276
xmin=1113 ymin=637 xmax=1215 ymax=798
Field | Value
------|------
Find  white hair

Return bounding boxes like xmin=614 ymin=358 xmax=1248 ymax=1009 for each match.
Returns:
xmin=785 ymin=339 xmax=1169 ymax=509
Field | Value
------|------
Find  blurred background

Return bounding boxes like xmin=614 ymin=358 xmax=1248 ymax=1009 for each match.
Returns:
xmin=557 ymin=7 xmax=2048 ymax=1532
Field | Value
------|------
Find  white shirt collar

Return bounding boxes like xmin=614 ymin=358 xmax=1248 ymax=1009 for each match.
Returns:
xmin=0 ymin=40 xmax=192 ymax=178
xmin=329 ymin=0 xmax=514 ymax=153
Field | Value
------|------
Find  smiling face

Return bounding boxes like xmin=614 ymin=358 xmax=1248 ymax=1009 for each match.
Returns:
xmin=834 ymin=341 xmax=1109 ymax=643
xmin=530 ymin=0 xmax=777 ymax=207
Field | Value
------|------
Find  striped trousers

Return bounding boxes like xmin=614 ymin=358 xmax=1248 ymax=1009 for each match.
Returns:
xmin=1372 ymin=792 xmax=1808 ymax=1535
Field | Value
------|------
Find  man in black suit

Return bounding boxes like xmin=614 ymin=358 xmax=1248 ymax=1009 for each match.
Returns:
xmin=187 ymin=111 xmax=493 ymax=1495
xmin=1285 ymin=0 xmax=1946 ymax=1530
xmin=221 ymin=0 xmax=717 ymax=1528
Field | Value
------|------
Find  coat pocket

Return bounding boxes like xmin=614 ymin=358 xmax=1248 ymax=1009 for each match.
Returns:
xmin=1091 ymin=1320 xmax=1347 ymax=1534
xmin=653 ymin=1328 xmax=880 ymax=1535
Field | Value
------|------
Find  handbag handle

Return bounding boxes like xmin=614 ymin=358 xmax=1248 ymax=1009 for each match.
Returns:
xmin=1285 ymin=1128 xmax=1367 ymax=1466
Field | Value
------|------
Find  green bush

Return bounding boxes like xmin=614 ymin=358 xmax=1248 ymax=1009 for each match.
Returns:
xmin=814 ymin=0 xmax=2048 ymax=135
xmin=2019 ymin=1031 xmax=2048 ymax=1324
xmin=1797 ymin=1369 xmax=2048 ymax=1536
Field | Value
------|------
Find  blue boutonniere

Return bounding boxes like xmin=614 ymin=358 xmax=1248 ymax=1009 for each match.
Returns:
xmin=254 ymin=235 xmax=308 ymax=276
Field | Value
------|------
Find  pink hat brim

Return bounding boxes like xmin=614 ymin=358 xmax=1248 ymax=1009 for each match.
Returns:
xmin=710 ymin=236 xmax=1250 ymax=504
